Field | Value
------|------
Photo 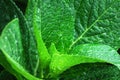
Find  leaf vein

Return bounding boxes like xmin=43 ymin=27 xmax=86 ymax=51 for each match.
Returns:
xmin=69 ymin=1 xmax=115 ymax=50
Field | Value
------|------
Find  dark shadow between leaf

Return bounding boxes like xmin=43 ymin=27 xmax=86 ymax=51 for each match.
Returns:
xmin=59 ymin=63 xmax=120 ymax=80
xmin=117 ymin=48 xmax=120 ymax=54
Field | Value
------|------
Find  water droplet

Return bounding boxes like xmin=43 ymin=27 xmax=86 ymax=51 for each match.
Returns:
xmin=83 ymin=72 xmax=86 ymax=75
xmin=75 ymin=54 xmax=79 ymax=56
xmin=99 ymin=39 xmax=103 ymax=42
xmin=37 ymin=8 xmax=40 ymax=13
xmin=14 ymin=15 xmax=17 ymax=18
xmin=87 ymin=50 xmax=92 ymax=53
xmin=118 ymin=37 xmax=120 ymax=40
xmin=4 ymin=37 xmax=8 ymax=40
xmin=15 ymin=40 xmax=18 ymax=44
xmin=59 ymin=33 xmax=62 ymax=37
xmin=4 ymin=45 xmax=6 ymax=48
xmin=35 ymin=55 xmax=38 ymax=58
xmin=102 ymin=33 xmax=107 ymax=37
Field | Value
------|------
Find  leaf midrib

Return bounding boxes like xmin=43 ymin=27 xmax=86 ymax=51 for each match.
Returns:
xmin=69 ymin=1 xmax=116 ymax=50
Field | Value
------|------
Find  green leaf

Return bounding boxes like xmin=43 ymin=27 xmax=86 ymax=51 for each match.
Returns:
xmin=8 ymin=0 xmax=40 ymax=76
xmin=0 ymin=51 xmax=23 ymax=80
xmin=69 ymin=0 xmax=120 ymax=50
xmin=60 ymin=63 xmax=120 ymax=80
xmin=25 ymin=0 xmax=75 ymax=76
xmin=0 ymin=18 xmax=40 ymax=80
xmin=25 ymin=0 xmax=75 ymax=52
xmin=0 ymin=0 xmax=38 ymax=75
xmin=50 ymin=44 xmax=120 ymax=77
xmin=25 ymin=0 xmax=51 ymax=78
xmin=41 ymin=0 xmax=75 ymax=52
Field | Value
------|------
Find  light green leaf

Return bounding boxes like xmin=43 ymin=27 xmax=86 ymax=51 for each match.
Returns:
xmin=69 ymin=0 xmax=120 ymax=50
xmin=0 ymin=0 xmax=39 ymax=75
xmin=50 ymin=44 xmax=120 ymax=77
xmin=25 ymin=0 xmax=75 ymax=76
xmin=0 ymin=51 xmax=23 ymax=80
xmin=0 ymin=18 xmax=40 ymax=80
xmin=25 ymin=0 xmax=51 ymax=78
xmin=25 ymin=0 xmax=75 ymax=52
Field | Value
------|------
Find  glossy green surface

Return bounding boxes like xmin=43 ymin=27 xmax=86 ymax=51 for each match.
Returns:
xmin=0 ymin=0 xmax=120 ymax=80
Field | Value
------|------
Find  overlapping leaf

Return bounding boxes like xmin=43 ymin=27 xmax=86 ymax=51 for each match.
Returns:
xmin=25 ymin=0 xmax=75 ymax=78
xmin=25 ymin=0 xmax=75 ymax=52
xmin=25 ymin=1 xmax=51 ymax=77
xmin=25 ymin=0 xmax=120 ymax=79
xmin=0 ymin=0 xmax=40 ymax=77
xmin=0 ymin=52 xmax=23 ymax=80
xmin=0 ymin=0 xmax=120 ymax=80
xmin=50 ymin=44 xmax=120 ymax=77
xmin=0 ymin=19 xmax=40 ymax=80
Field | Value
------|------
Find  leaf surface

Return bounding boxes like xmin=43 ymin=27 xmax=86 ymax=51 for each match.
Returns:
xmin=25 ymin=0 xmax=75 ymax=52
xmin=0 ymin=51 xmax=23 ymax=80
xmin=41 ymin=0 xmax=75 ymax=52
xmin=60 ymin=63 xmax=120 ymax=80
xmin=25 ymin=1 xmax=51 ymax=77
xmin=50 ymin=44 xmax=120 ymax=77
xmin=0 ymin=19 xmax=40 ymax=80
xmin=25 ymin=0 xmax=75 ymax=77
xmin=0 ymin=0 xmax=39 ymax=76
xmin=70 ymin=0 xmax=120 ymax=50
